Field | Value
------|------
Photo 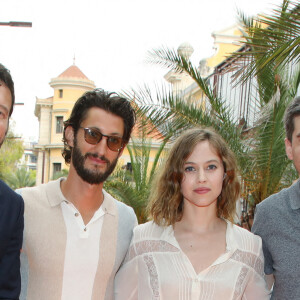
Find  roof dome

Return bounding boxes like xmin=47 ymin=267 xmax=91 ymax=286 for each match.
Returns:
xmin=58 ymin=65 xmax=89 ymax=80
xmin=49 ymin=64 xmax=95 ymax=90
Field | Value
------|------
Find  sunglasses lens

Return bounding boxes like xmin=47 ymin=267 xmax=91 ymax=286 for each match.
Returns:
xmin=84 ymin=128 xmax=101 ymax=145
xmin=107 ymin=136 xmax=123 ymax=151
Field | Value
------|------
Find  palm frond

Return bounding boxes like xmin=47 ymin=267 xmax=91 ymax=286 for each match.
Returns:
xmin=234 ymin=0 xmax=300 ymax=82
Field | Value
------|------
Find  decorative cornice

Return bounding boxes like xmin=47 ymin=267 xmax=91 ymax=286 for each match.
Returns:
xmin=49 ymin=77 xmax=95 ymax=90
xmin=34 ymin=143 xmax=64 ymax=149
xmin=35 ymin=97 xmax=53 ymax=118
xmin=52 ymin=109 xmax=69 ymax=113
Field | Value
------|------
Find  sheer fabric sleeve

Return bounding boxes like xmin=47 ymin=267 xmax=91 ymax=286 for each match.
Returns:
xmin=114 ymin=241 xmax=138 ymax=300
xmin=243 ymin=238 xmax=271 ymax=300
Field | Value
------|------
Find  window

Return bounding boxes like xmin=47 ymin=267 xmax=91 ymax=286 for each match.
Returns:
xmin=59 ymin=89 xmax=63 ymax=98
xmin=30 ymin=154 xmax=37 ymax=163
xmin=53 ymin=163 xmax=61 ymax=177
xmin=56 ymin=116 xmax=63 ymax=133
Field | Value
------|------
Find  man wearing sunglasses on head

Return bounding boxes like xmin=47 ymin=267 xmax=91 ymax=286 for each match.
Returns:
xmin=18 ymin=89 xmax=137 ymax=300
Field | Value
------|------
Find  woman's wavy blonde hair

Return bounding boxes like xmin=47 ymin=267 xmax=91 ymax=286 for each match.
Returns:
xmin=148 ymin=127 xmax=240 ymax=226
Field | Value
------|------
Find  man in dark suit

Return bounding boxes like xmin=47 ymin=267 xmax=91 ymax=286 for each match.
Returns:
xmin=0 ymin=63 xmax=24 ymax=300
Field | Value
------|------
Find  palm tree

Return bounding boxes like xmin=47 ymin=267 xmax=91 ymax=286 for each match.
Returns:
xmin=234 ymin=0 xmax=300 ymax=202
xmin=5 ymin=167 xmax=36 ymax=190
xmin=104 ymin=121 xmax=168 ymax=223
xmin=128 ymin=0 xmax=299 ymax=227
xmin=234 ymin=0 xmax=299 ymax=83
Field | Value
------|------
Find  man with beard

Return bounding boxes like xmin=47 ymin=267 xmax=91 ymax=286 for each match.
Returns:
xmin=0 ymin=64 xmax=24 ymax=299
xmin=18 ymin=89 xmax=137 ymax=300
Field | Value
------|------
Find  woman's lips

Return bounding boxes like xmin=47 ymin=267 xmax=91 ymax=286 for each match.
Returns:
xmin=194 ymin=187 xmax=211 ymax=194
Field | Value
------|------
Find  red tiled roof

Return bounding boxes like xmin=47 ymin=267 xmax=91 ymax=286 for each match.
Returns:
xmin=58 ymin=65 xmax=89 ymax=80
xmin=130 ymin=101 xmax=164 ymax=140
xmin=131 ymin=120 xmax=164 ymax=140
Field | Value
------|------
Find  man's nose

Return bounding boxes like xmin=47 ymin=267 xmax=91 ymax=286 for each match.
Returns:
xmin=94 ymin=136 xmax=108 ymax=155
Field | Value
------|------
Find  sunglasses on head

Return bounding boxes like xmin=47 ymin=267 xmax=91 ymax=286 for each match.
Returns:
xmin=80 ymin=127 xmax=124 ymax=152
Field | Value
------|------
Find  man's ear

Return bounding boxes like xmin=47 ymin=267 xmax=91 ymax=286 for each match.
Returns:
xmin=65 ymin=126 xmax=75 ymax=147
xmin=285 ymin=137 xmax=293 ymax=160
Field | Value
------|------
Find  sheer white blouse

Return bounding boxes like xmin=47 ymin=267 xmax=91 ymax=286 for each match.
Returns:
xmin=114 ymin=220 xmax=270 ymax=300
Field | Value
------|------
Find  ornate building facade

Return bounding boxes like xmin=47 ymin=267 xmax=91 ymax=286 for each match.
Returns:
xmin=34 ymin=64 xmax=95 ymax=184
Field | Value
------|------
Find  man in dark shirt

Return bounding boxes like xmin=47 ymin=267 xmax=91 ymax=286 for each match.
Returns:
xmin=0 ymin=63 xmax=24 ymax=299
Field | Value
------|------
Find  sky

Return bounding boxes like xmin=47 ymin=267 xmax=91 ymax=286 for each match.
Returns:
xmin=0 ymin=0 xmax=283 ymax=142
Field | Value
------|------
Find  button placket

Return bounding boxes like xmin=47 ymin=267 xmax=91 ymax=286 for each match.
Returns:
xmin=191 ymin=277 xmax=201 ymax=299
xmin=67 ymin=204 xmax=87 ymax=236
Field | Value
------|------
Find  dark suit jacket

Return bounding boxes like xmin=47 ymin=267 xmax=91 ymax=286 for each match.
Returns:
xmin=0 ymin=180 xmax=24 ymax=300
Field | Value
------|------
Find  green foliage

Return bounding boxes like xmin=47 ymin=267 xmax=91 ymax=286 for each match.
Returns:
xmin=5 ymin=167 xmax=36 ymax=189
xmin=104 ymin=130 xmax=168 ymax=224
xmin=52 ymin=168 xmax=69 ymax=180
xmin=235 ymin=0 xmax=300 ymax=83
xmin=243 ymin=86 xmax=294 ymax=205
xmin=235 ymin=0 xmax=300 ymax=204
xmin=0 ymin=125 xmax=24 ymax=181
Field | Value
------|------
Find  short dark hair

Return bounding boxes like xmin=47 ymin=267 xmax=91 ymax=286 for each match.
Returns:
xmin=284 ymin=96 xmax=300 ymax=142
xmin=0 ymin=63 xmax=15 ymax=117
xmin=62 ymin=89 xmax=136 ymax=164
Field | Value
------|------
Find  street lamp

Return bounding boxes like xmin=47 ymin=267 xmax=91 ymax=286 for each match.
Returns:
xmin=0 ymin=21 xmax=32 ymax=28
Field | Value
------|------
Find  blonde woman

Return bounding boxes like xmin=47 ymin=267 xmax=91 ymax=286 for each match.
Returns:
xmin=115 ymin=128 xmax=270 ymax=300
